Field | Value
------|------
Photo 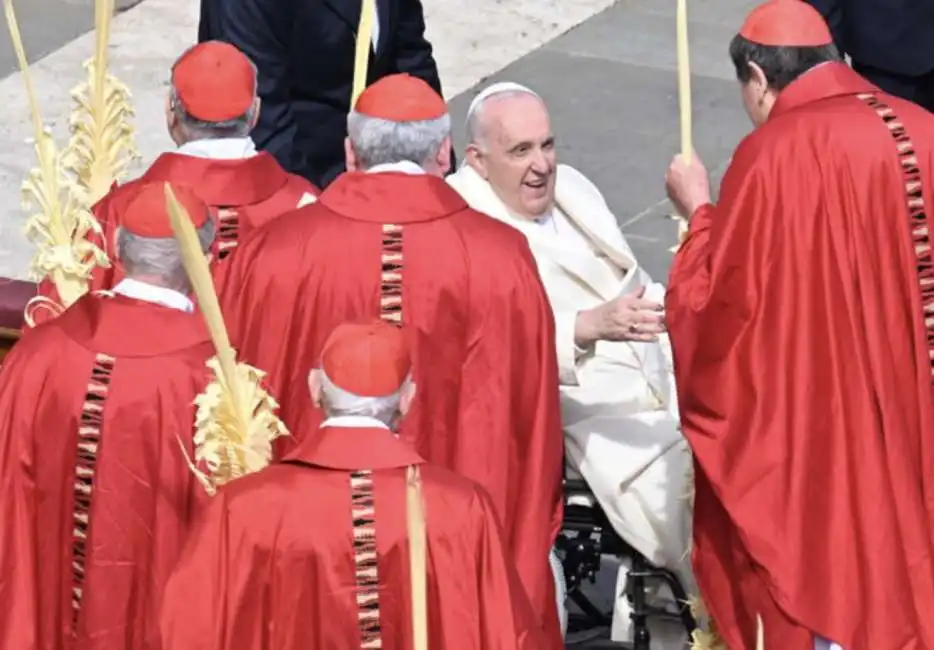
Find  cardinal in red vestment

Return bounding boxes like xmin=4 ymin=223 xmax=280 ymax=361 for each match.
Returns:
xmin=30 ymin=41 xmax=317 ymax=325
xmin=161 ymin=320 xmax=547 ymax=650
xmin=218 ymin=74 xmax=564 ymax=643
xmin=663 ymin=1 xmax=934 ymax=649
xmin=0 ymin=183 xmax=218 ymax=650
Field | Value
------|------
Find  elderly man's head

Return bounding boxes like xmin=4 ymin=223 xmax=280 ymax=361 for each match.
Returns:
xmin=308 ymin=320 xmax=416 ymax=430
xmin=730 ymin=0 xmax=840 ymax=126
xmin=345 ymin=74 xmax=452 ymax=176
xmin=166 ymin=41 xmax=261 ymax=146
xmin=114 ymin=183 xmax=216 ymax=294
xmin=464 ymin=83 xmax=556 ymax=220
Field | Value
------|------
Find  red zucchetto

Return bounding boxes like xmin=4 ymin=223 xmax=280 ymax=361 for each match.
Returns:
xmin=321 ymin=321 xmax=412 ymax=397
xmin=739 ymin=0 xmax=833 ymax=47
xmin=353 ymin=73 xmax=448 ymax=122
xmin=172 ymin=41 xmax=256 ymax=122
xmin=120 ymin=183 xmax=210 ymax=238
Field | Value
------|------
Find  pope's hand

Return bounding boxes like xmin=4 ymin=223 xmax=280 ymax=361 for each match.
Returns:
xmin=575 ymin=287 xmax=666 ymax=347
xmin=665 ymin=151 xmax=711 ymax=219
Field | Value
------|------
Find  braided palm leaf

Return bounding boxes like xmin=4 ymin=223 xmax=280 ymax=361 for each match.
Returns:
xmin=188 ymin=357 xmax=288 ymax=495
xmin=63 ymin=0 xmax=139 ymax=204
xmin=165 ymin=185 xmax=288 ymax=495
xmin=4 ymin=0 xmax=108 ymax=324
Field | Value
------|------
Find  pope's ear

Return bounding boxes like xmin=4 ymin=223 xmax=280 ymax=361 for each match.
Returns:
xmin=464 ymin=144 xmax=489 ymax=180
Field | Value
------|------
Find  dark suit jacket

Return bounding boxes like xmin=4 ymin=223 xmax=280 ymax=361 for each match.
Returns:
xmin=805 ymin=0 xmax=934 ymax=77
xmin=199 ymin=0 xmax=448 ymax=187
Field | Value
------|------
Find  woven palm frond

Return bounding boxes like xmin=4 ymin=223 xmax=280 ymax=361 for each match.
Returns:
xmin=165 ymin=185 xmax=288 ymax=495
xmin=63 ymin=0 xmax=139 ymax=204
xmin=4 ymin=0 xmax=109 ymax=315
xmin=187 ymin=357 xmax=288 ymax=494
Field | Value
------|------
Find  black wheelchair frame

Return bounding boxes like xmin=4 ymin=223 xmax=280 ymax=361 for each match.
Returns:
xmin=557 ymin=477 xmax=697 ymax=650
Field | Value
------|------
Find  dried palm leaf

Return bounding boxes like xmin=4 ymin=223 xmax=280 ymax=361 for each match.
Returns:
xmin=669 ymin=213 xmax=690 ymax=253
xmin=63 ymin=0 xmax=139 ymax=204
xmin=3 ymin=0 xmax=109 ymax=319
xmin=681 ymin=448 xmax=728 ymax=649
xmin=406 ymin=465 xmax=428 ymax=650
xmin=165 ymin=184 xmax=287 ymax=494
xmin=691 ymin=626 xmax=728 ymax=650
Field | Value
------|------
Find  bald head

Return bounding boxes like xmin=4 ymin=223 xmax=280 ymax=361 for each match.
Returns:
xmin=464 ymin=83 xmax=556 ymax=220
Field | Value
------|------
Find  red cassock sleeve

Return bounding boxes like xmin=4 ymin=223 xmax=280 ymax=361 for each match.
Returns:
xmin=160 ymin=491 xmax=268 ymax=650
xmin=667 ymin=127 xmax=934 ymax=650
xmin=0 ymin=347 xmax=42 ymax=647
xmin=468 ymin=487 xmax=552 ymax=650
xmin=465 ymin=239 xmax=564 ymax=638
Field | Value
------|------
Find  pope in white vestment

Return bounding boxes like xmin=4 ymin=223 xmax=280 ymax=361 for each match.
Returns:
xmin=447 ymin=82 xmax=694 ymax=645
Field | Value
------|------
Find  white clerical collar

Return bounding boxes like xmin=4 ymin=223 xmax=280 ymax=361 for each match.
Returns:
xmin=113 ymin=278 xmax=195 ymax=312
xmin=176 ymin=137 xmax=257 ymax=160
xmin=366 ymin=160 xmax=426 ymax=175
xmin=532 ymin=210 xmax=554 ymax=227
xmin=321 ymin=415 xmax=390 ymax=429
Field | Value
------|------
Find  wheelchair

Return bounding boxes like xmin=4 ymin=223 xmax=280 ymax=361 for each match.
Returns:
xmin=556 ymin=468 xmax=697 ymax=649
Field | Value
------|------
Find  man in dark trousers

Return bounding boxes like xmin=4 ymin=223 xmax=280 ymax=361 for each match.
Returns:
xmin=198 ymin=0 xmax=448 ymax=187
xmin=805 ymin=0 xmax=934 ymax=112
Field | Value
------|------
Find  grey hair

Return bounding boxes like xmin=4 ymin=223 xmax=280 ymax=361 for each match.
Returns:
xmin=168 ymin=51 xmax=259 ymax=139
xmin=346 ymin=111 xmax=451 ymax=169
xmin=117 ymin=219 xmax=216 ymax=292
xmin=318 ymin=370 xmax=409 ymax=426
xmin=465 ymin=88 xmax=542 ymax=148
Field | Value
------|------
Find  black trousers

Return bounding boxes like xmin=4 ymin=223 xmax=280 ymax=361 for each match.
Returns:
xmin=852 ymin=61 xmax=934 ymax=113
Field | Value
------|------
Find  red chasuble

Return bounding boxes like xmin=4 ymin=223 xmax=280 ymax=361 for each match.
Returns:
xmin=218 ymin=171 xmax=564 ymax=642
xmin=30 ymin=151 xmax=317 ymax=326
xmin=160 ymin=424 xmax=548 ymax=650
xmin=667 ymin=62 xmax=934 ymax=650
xmin=0 ymin=293 xmax=215 ymax=650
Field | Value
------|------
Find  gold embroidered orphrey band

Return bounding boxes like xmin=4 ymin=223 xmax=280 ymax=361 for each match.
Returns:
xmin=857 ymin=92 xmax=934 ymax=385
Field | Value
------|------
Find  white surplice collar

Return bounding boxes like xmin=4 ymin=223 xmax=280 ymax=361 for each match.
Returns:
xmin=112 ymin=278 xmax=194 ymax=312
xmin=365 ymin=160 xmax=426 ymax=175
xmin=176 ymin=137 xmax=258 ymax=160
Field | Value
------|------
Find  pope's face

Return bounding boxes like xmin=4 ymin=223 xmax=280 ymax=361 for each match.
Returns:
xmin=469 ymin=94 xmax=557 ymax=220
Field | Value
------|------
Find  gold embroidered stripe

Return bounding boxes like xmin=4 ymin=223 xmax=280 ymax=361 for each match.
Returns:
xmin=216 ymin=207 xmax=240 ymax=260
xmin=380 ymin=224 xmax=403 ymax=326
xmin=350 ymin=470 xmax=381 ymax=647
xmin=858 ymin=93 xmax=934 ymax=383
xmin=72 ymin=352 xmax=115 ymax=627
